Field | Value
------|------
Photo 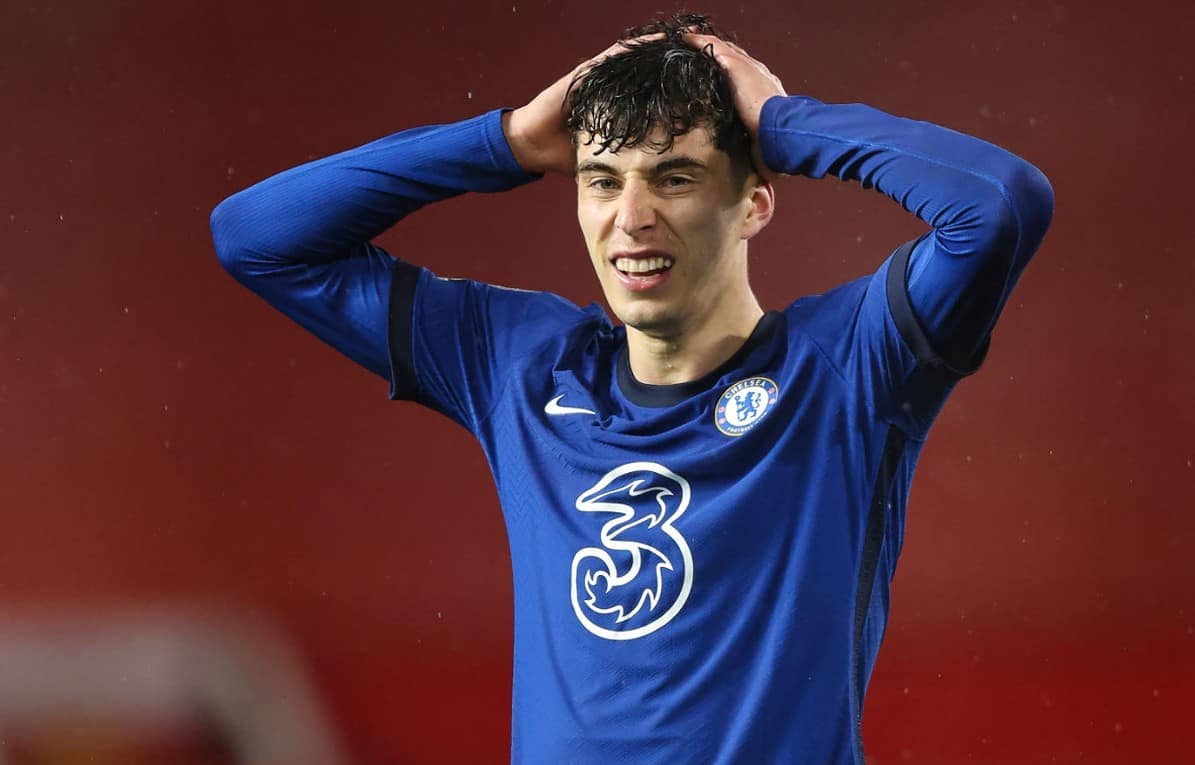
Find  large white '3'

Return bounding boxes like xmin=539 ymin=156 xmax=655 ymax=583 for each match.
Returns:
xmin=570 ymin=462 xmax=693 ymax=640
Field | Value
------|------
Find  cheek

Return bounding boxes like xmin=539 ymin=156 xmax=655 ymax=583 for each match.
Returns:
xmin=576 ymin=203 xmax=606 ymax=246
xmin=680 ymin=209 xmax=732 ymax=255
xmin=576 ymin=212 xmax=609 ymax=280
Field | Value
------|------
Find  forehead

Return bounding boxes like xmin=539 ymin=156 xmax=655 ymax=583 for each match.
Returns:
xmin=575 ymin=128 xmax=723 ymax=170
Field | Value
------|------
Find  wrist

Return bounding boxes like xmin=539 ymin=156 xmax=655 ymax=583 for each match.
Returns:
xmin=502 ymin=108 xmax=540 ymax=174
xmin=503 ymin=106 xmax=575 ymax=176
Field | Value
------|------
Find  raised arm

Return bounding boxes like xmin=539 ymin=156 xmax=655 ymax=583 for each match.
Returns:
xmin=209 ymin=38 xmax=634 ymax=384
xmin=688 ymin=34 xmax=1055 ymax=372
xmin=208 ymin=110 xmax=536 ymax=379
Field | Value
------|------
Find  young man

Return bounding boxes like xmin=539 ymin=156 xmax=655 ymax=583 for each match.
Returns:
xmin=211 ymin=14 xmax=1053 ymax=765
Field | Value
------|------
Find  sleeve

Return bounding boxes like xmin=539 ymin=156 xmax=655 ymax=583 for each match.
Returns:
xmin=861 ymin=239 xmax=975 ymax=437
xmin=390 ymin=269 xmax=586 ymax=432
xmin=785 ymin=249 xmax=960 ymax=440
xmin=759 ymin=96 xmax=1055 ymax=374
xmin=209 ymin=109 xmax=538 ymax=386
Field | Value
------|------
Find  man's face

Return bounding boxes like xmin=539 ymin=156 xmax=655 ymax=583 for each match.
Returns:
xmin=575 ymin=128 xmax=760 ymax=338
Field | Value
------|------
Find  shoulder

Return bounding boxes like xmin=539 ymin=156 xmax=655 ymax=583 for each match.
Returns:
xmin=782 ymin=270 xmax=877 ymax=350
xmin=405 ymin=266 xmax=597 ymax=346
xmin=413 ymin=270 xmax=612 ymax=361
xmin=778 ymin=254 xmax=905 ymax=383
xmin=414 ymin=268 xmax=582 ymax=315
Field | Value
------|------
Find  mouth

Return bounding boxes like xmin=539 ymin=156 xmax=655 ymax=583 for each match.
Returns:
xmin=610 ymin=251 xmax=675 ymax=292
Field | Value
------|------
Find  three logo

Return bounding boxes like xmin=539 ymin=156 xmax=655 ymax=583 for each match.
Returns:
xmin=570 ymin=462 xmax=694 ymax=641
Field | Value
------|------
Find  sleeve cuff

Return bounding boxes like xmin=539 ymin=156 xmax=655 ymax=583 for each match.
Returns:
xmin=482 ymin=108 xmax=544 ymax=185
xmin=758 ymin=94 xmax=821 ymax=176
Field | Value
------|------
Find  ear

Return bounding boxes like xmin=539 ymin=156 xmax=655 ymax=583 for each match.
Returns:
xmin=740 ymin=179 xmax=775 ymax=241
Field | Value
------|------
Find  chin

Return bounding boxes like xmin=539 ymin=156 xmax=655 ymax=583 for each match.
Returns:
xmin=614 ymin=301 xmax=683 ymax=337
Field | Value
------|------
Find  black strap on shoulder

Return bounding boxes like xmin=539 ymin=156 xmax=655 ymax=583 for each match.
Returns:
xmin=387 ymin=259 xmax=421 ymax=401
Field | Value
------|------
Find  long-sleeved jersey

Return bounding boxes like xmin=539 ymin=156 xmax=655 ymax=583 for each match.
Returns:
xmin=210 ymin=96 xmax=1053 ymax=764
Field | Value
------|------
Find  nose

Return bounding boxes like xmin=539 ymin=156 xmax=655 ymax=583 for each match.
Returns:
xmin=614 ymin=181 xmax=656 ymax=236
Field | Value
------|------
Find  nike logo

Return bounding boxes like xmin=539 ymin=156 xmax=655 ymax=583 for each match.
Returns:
xmin=545 ymin=393 xmax=595 ymax=416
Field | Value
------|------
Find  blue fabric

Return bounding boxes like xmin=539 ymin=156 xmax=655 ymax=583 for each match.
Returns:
xmin=759 ymin=95 xmax=1054 ymax=371
xmin=210 ymin=99 xmax=1054 ymax=764
xmin=209 ymin=109 xmax=537 ymax=381
xmin=446 ymin=265 xmax=922 ymax=765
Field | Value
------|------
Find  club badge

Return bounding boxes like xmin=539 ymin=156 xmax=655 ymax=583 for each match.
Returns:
xmin=714 ymin=376 xmax=779 ymax=436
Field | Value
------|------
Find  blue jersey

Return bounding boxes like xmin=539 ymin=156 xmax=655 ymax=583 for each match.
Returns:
xmin=211 ymin=98 xmax=1053 ymax=763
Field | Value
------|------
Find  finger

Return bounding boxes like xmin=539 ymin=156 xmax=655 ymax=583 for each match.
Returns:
xmin=682 ymin=32 xmax=749 ymax=68
xmin=563 ymin=42 xmax=624 ymax=94
xmin=618 ymin=31 xmax=665 ymax=46
xmin=589 ymin=31 xmax=665 ymax=68
xmin=707 ymin=38 xmax=778 ymax=83
xmin=575 ymin=33 xmax=663 ymax=78
xmin=574 ymin=45 xmax=618 ymax=76
xmin=681 ymin=31 xmax=720 ymax=51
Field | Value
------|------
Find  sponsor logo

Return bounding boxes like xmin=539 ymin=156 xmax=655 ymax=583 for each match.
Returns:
xmin=570 ymin=462 xmax=693 ymax=640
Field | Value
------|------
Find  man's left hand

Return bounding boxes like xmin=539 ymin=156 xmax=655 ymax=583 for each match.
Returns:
xmin=684 ymin=34 xmax=787 ymax=178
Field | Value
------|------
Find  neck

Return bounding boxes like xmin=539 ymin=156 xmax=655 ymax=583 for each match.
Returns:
xmin=625 ymin=294 xmax=764 ymax=385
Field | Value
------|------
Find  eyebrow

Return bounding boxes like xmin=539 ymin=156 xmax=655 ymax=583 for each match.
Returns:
xmin=575 ymin=155 xmax=709 ymax=176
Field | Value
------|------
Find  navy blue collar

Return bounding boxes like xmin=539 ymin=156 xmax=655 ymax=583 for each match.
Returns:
xmin=616 ymin=311 xmax=782 ymax=407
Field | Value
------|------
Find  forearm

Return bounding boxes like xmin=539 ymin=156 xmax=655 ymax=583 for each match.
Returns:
xmin=209 ymin=109 xmax=536 ymax=269
xmin=759 ymin=95 xmax=1054 ymax=367
xmin=208 ymin=109 xmax=536 ymax=381
xmin=760 ymin=96 xmax=1052 ymax=260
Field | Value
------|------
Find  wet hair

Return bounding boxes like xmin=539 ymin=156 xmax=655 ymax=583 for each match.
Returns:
xmin=566 ymin=12 xmax=753 ymax=181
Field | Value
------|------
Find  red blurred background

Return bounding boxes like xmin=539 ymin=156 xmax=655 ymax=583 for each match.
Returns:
xmin=3 ymin=1 xmax=1193 ymax=762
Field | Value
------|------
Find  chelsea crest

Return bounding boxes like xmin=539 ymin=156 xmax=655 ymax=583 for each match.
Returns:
xmin=714 ymin=376 xmax=780 ymax=436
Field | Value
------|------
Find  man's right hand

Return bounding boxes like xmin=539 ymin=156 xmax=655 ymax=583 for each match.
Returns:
xmin=502 ymin=41 xmax=630 ymax=176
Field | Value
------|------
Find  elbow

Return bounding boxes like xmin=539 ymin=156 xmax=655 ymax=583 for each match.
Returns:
xmin=955 ymin=157 xmax=1055 ymax=274
xmin=1000 ymin=157 xmax=1055 ymax=252
xmin=209 ymin=191 xmax=257 ymax=282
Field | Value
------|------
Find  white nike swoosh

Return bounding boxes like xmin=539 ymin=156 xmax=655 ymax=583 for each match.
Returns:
xmin=545 ymin=393 xmax=595 ymax=416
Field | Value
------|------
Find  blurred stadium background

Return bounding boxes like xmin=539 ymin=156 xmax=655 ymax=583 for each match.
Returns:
xmin=2 ymin=1 xmax=1192 ymax=762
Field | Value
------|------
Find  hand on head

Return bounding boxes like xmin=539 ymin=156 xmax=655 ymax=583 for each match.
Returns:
xmin=504 ymin=14 xmax=786 ymax=181
xmin=680 ymin=35 xmax=787 ymax=138
xmin=503 ymin=39 xmax=636 ymax=176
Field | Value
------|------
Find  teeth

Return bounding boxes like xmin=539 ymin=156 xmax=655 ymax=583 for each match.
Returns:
xmin=614 ymin=256 xmax=674 ymax=274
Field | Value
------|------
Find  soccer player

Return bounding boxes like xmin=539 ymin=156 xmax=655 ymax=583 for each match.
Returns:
xmin=210 ymin=13 xmax=1053 ymax=764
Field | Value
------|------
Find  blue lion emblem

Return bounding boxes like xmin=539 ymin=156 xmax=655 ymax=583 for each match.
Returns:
xmin=734 ymin=390 xmax=762 ymax=420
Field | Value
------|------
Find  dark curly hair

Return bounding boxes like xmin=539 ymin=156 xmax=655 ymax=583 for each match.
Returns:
xmin=566 ymin=12 xmax=753 ymax=180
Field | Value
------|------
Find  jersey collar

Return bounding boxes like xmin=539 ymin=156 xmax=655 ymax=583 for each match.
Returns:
xmin=616 ymin=311 xmax=782 ymax=408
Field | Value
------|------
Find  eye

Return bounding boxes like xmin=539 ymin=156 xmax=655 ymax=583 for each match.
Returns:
xmin=586 ymin=177 xmax=620 ymax=191
xmin=660 ymin=175 xmax=695 ymax=188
